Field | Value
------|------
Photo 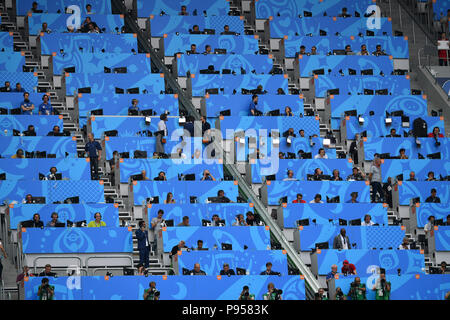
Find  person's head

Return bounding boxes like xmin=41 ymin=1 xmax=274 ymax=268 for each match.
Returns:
xmin=43 ymin=94 xmax=50 ymax=104
xmin=287 ymin=170 xmax=294 ymax=178
xmin=149 ymin=281 xmax=156 ymax=289
xmin=267 ymin=282 xmax=275 ymax=291
xmin=85 ymin=17 xmax=92 ymax=23
xmin=311 ymin=46 xmax=317 ymax=54
xmin=33 ymin=213 xmax=40 ymax=221
xmin=182 ymin=216 xmax=189 ymax=225
xmin=345 ymin=44 xmax=351 ymax=52
xmin=16 ymin=149 xmax=24 ymax=158
xmin=23 ymin=92 xmax=29 ymax=100
xmin=374 ymin=157 xmax=381 ymax=166
xmin=299 ymin=45 xmax=306 ymax=53
xmin=166 ymin=192 xmax=173 ymax=201
xmin=23 ymin=265 xmax=29 ymax=273
xmin=237 ymin=214 xmax=244 ymax=221
xmin=246 ymin=211 xmax=254 ymax=220
xmin=318 ymin=148 xmax=325 ymax=157
xmin=25 ymin=194 xmax=32 ymax=202
xmin=440 ymin=261 xmax=447 ymax=269
xmin=402 ymin=237 xmax=409 ymax=245
xmin=399 ymin=148 xmax=406 ymax=156
xmin=88 ymin=22 xmax=95 ymax=31
xmin=361 ymin=44 xmax=367 ymax=51
xmin=212 ymin=214 xmax=219 ymax=221
xmin=352 ymin=167 xmax=358 ymax=175
xmin=132 ymin=99 xmax=138 ymax=106
xmin=158 ymin=171 xmax=166 ymax=179
xmin=49 ymin=167 xmax=57 ymax=174
xmin=157 ymin=209 xmax=164 ymax=219
xmin=44 ymin=264 xmax=51 ymax=273
xmin=279 ymin=152 xmax=285 ymax=159
xmin=87 ymin=133 xmax=94 ymax=141
xmin=194 ymin=263 xmax=201 ymax=272
xmin=141 ymin=169 xmax=147 ymax=178
xmin=351 ymin=192 xmax=358 ymax=200
xmin=197 ymin=240 xmax=203 ymax=248
xmin=299 ymin=129 xmax=305 ymax=137
xmin=181 ymin=5 xmax=187 ymax=13
xmin=379 ymin=270 xmax=386 ymax=280
xmin=49 ymin=212 xmax=58 ymax=222
xmin=446 ymin=214 xmax=450 ymax=224
xmin=160 ymin=113 xmax=167 ymax=122
xmin=364 ymin=214 xmax=371 ymax=223
xmin=53 ymin=125 xmax=60 ymax=134
xmin=430 ymin=189 xmax=437 ymax=197
xmin=217 ymin=190 xmax=225 ymax=197
xmin=223 ymin=263 xmax=229 ymax=271
xmin=193 ymin=25 xmax=200 ymax=32
xmin=86 ymin=4 xmax=92 ymax=12
xmin=433 ymin=127 xmax=441 ymax=136
xmin=224 ymin=25 xmax=230 ymax=32
xmin=32 ymin=1 xmax=38 ymax=9
xmin=94 ymin=212 xmax=102 ymax=222
xmin=318 ymin=288 xmax=325 ymax=296
xmin=27 ymin=125 xmax=35 ymax=132
xmin=342 ymin=7 xmax=347 ymax=13
xmin=354 ymin=277 xmax=360 ymax=285
xmin=333 ymin=169 xmax=340 ymax=177
xmin=409 ymin=171 xmax=415 ymax=179
xmin=314 ymin=194 xmax=322 ymax=202
xmin=252 ymin=94 xmax=258 ymax=103
xmin=179 ymin=240 xmax=185 ymax=247
xmin=331 ymin=264 xmax=338 ymax=273
xmin=190 ymin=44 xmax=197 ymax=53
xmin=428 ymin=171 xmax=435 ymax=180
xmin=138 ymin=220 xmax=146 ymax=229
xmin=314 ymin=168 xmax=322 ymax=175
xmin=390 ymin=128 xmax=396 ymax=135
xmin=41 ymin=277 xmax=49 ymax=285
xmin=340 ymin=228 xmax=346 ymax=237
xmin=15 ymin=83 xmax=22 ymax=90
xmin=296 ymin=193 xmax=303 ymax=201
xmin=205 ymin=45 xmax=211 ymax=53
xmin=441 ymin=32 xmax=447 ymax=40
xmin=201 ymin=115 xmax=206 ymax=123
xmin=376 ymin=44 xmax=382 ymax=51
xmin=42 ymin=22 xmax=48 ymax=30
xmin=429 ymin=215 xmax=435 ymax=223
xmin=285 ymin=106 xmax=292 ymax=114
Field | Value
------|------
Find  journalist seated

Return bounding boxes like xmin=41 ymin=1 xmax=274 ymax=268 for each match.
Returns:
xmin=220 ymin=263 xmax=236 ymax=276
xmin=87 ymin=212 xmax=106 ymax=227
xmin=260 ymin=262 xmax=280 ymax=275
xmin=46 ymin=212 xmax=63 ymax=227
xmin=190 ymin=263 xmax=206 ymax=275
xmin=38 ymin=264 xmax=56 ymax=277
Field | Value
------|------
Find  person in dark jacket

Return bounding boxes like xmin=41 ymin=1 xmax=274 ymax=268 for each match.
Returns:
xmin=135 ymin=221 xmax=150 ymax=268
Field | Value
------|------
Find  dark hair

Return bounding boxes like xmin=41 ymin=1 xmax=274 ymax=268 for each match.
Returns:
xmin=138 ymin=220 xmax=145 ymax=227
xmin=160 ymin=113 xmax=167 ymax=121
xmin=252 ymin=94 xmax=258 ymax=100
xmin=431 ymin=188 xmax=437 ymax=193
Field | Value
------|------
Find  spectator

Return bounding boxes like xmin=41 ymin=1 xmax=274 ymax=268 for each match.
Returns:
xmin=386 ymin=128 xmax=400 ymax=137
xmin=46 ymin=167 xmax=58 ymax=180
xmin=326 ymin=264 xmax=338 ymax=282
xmin=201 ymin=115 xmax=211 ymax=136
xmin=438 ymin=261 xmax=447 ymax=274
xmin=398 ymin=237 xmax=410 ymax=250
xmin=314 ymin=148 xmax=328 ymax=159
xmin=0 ymin=238 xmax=7 ymax=281
xmin=23 ymin=125 xmax=36 ymax=136
xmin=333 ymin=229 xmax=351 ymax=250
xmin=361 ymin=214 xmax=375 ymax=226
xmin=372 ymin=44 xmax=387 ymax=56
xmin=283 ymin=128 xmax=296 ymax=138
xmin=188 ymin=44 xmax=198 ymax=54
xmin=220 ymin=263 xmax=235 ymax=276
xmin=22 ymin=194 xmax=33 ymax=204
xmin=345 ymin=44 xmax=353 ymax=55
xmin=14 ymin=83 xmax=25 ymax=92
xmin=87 ymin=22 xmax=100 ymax=34
xmin=277 ymin=88 xmax=285 ymax=95
xmin=154 ymin=171 xmax=167 ymax=181
xmin=177 ymin=216 xmax=190 ymax=227
xmin=39 ymin=22 xmax=52 ymax=34
xmin=425 ymin=189 xmax=441 ymax=203
xmin=369 ymin=157 xmax=383 ymax=203
xmin=445 ymin=215 xmax=450 ymax=226
xmin=38 ymin=264 xmax=56 ymax=277
xmin=348 ymin=277 xmax=366 ymax=300
xmin=246 ymin=211 xmax=260 ymax=226
xmin=47 ymin=125 xmax=62 ymax=136
xmin=156 ymin=114 xmax=168 ymax=154
xmin=358 ymin=44 xmax=369 ymax=56
xmin=233 ymin=214 xmax=248 ymax=226
xmin=28 ymin=213 xmax=44 ymax=228
xmin=347 ymin=191 xmax=359 ymax=203
xmin=179 ymin=5 xmax=189 ymax=16
xmin=140 ymin=170 xmax=150 ymax=181
xmin=87 ymin=212 xmax=106 ymax=227
xmin=217 ymin=190 xmax=232 ymax=203
xmin=299 ymin=129 xmax=305 ymax=138
xmin=0 ymin=81 xmax=11 ymax=92
xmin=136 ymin=221 xmax=150 ymax=268
xmin=81 ymin=17 xmax=99 ymax=33
xmin=191 ymin=25 xmax=201 ymax=34
xmin=190 ymin=263 xmax=206 ymax=275
xmin=46 ymin=212 xmax=62 ymax=227
xmin=128 ymin=99 xmax=140 ymax=115
xmin=150 ymin=209 xmax=164 ymax=250
xmin=424 ymin=215 xmax=435 ymax=235
xmin=332 ymin=169 xmax=343 ymax=181
xmin=347 ymin=167 xmax=365 ymax=181
xmin=283 ymin=170 xmax=298 ymax=181
xmin=37 ymin=278 xmax=55 ymax=300
xmin=341 ymin=260 xmax=357 ymax=275
xmin=338 ymin=7 xmax=352 ymax=17
xmin=437 ymin=33 xmax=449 ymax=66
xmin=310 ymin=194 xmax=324 ymax=203
xmin=279 ymin=152 xmax=285 ymax=159
xmin=284 ymin=106 xmax=293 ymax=116
xmin=298 ymin=45 xmax=306 ymax=55
xmin=292 ymin=193 xmax=306 ymax=203
xmin=249 ymin=94 xmax=261 ymax=116
xmin=203 ymin=45 xmax=212 ymax=54
xmin=211 ymin=214 xmax=223 ymax=226
xmin=85 ymin=133 xmax=102 ymax=180
xmin=194 ymin=240 xmax=207 ymax=251
xmin=428 ymin=127 xmax=444 ymax=138
xmin=201 ymin=169 xmax=216 ymax=181
xmin=30 ymin=1 xmax=39 ymax=13
xmin=426 ymin=171 xmax=437 ymax=181
xmin=239 ymin=286 xmax=255 ymax=300
xmin=20 ymin=92 xmax=35 ymax=115
xmin=260 ymin=262 xmax=280 ymax=275
xmin=169 ymin=240 xmax=187 ymax=259
xmin=12 ymin=149 xmax=25 ymax=159
xmin=86 ymin=4 xmax=93 ymax=14
xmin=399 ymin=148 xmax=408 ymax=159
xmin=372 ymin=270 xmax=391 ymax=300
xmin=407 ymin=171 xmax=417 ymax=181
xmin=220 ymin=25 xmax=234 ymax=35
xmin=310 ymin=46 xmax=317 ymax=55
xmin=164 ymin=192 xmax=176 ymax=204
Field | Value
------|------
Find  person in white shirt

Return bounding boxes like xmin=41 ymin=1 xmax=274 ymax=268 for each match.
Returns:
xmin=283 ymin=170 xmax=298 ymax=181
xmin=309 ymin=194 xmax=324 ymax=203
xmin=314 ymin=148 xmax=328 ymax=159
xmin=156 ymin=114 xmax=168 ymax=154
xmin=398 ymin=237 xmax=410 ymax=250
xmin=424 ymin=215 xmax=435 ymax=236
xmin=361 ymin=214 xmax=375 ymax=226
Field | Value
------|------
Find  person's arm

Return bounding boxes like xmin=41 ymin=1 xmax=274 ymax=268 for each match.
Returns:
xmin=143 ymin=290 xmax=149 ymax=300
xmin=0 ymin=242 xmax=7 ymax=259
xmin=135 ymin=229 xmax=144 ymax=241
xmin=96 ymin=142 xmax=102 ymax=160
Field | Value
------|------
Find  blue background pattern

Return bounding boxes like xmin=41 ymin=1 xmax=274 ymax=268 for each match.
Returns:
xmin=17 ymin=0 xmax=113 ymax=15
xmin=177 ymin=250 xmax=288 ymax=275
xmin=0 ymin=180 xmax=105 ymax=204
xmin=22 ymin=227 xmax=133 ymax=253
xmin=299 ymin=55 xmax=394 ymax=77
xmin=267 ymin=181 xmax=371 ymax=204
xmin=363 ymin=137 xmax=450 ymax=160
xmin=0 ymin=32 xmax=14 ymax=51
xmin=149 ymin=16 xmax=244 ymax=36
xmin=269 ymin=17 xmax=393 ymax=38
xmin=0 ymin=115 xmax=63 ymax=135
xmin=9 ymin=203 xmax=120 ymax=229
xmin=40 ymin=33 xmax=138 ymax=55
xmin=381 ymin=159 xmax=450 ymax=182
xmin=27 ymin=14 xmax=124 ymax=34
xmin=191 ymin=74 xmax=288 ymax=96
xmin=0 ymin=137 xmax=77 ymax=158
xmin=162 ymin=226 xmax=271 ymax=251
xmin=137 ymin=0 xmax=230 ymax=17
xmin=65 ymin=73 xmax=165 ymax=95
xmin=298 ymin=225 xmax=406 ymax=251
xmin=398 ymin=182 xmax=450 ymax=205
xmin=0 ymin=52 xmax=25 ymax=72
xmin=119 ymin=159 xmax=224 ymax=183
xmin=345 ymin=116 xmax=444 ymax=140
xmin=177 ymin=54 xmax=274 ymax=75
xmin=0 ymin=93 xmax=48 ymax=111
xmin=205 ymin=94 xmax=305 ymax=117
xmin=25 ymin=275 xmax=306 ymax=300
xmin=335 ymin=274 xmax=450 ymax=300
xmin=148 ymin=203 xmax=254 ymax=227
xmin=52 ymin=53 xmax=151 ymax=75
xmin=284 ymin=36 xmax=408 ymax=58
xmin=435 ymin=227 xmax=450 ymax=251
xmin=0 ymin=158 xmax=91 ymax=180
xmin=432 ymin=0 xmax=450 ymax=19
xmin=282 ymin=203 xmax=388 ymax=227
xmin=133 ymin=181 xmax=239 ymax=205
xmin=77 ymin=93 xmax=179 ymax=118
xmin=0 ymin=72 xmax=38 ymax=93
xmin=414 ymin=203 xmax=450 ymax=227
xmin=315 ymin=75 xmax=411 ymax=97
xmin=163 ymin=34 xmax=260 ymax=56
xmin=316 ymin=249 xmax=425 ymax=275
xmin=252 ymin=159 xmax=354 ymax=182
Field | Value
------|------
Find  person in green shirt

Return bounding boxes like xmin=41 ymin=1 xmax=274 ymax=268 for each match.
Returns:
xmin=37 ymin=278 xmax=54 ymax=300
xmin=348 ymin=277 xmax=366 ymax=300
xmin=238 ymin=286 xmax=255 ymax=300
xmin=335 ymin=287 xmax=347 ymax=300
xmin=87 ymin=212 xmax=106 ymax=228
xmin=143 ymin=281 xmax=160 ymax=300
xmin=315 ymin=288 xmax=328 ymax=300
xmin=373 ymin=270 xmax=391 ymax=300
xmin=263 ymin=282 xmax=282 ymax=300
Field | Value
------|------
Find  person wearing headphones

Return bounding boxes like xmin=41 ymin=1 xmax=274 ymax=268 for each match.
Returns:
xmin=38 ymin=94 xmax=53 ymax=115
xmin=87 ymin=212 xmax=106 ymax=227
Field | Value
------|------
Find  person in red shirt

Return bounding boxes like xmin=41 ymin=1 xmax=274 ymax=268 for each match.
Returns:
xmin=428 ymin=127 xmax=444 ymax=138
xmin=341 ymin=260 xmax=357 ymax=275
xmin=292 ymin=193 xmax=306 ymax=203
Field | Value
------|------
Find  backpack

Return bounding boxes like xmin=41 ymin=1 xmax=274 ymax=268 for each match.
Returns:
xmin=412 ymin=117 xmax=427 ymax=137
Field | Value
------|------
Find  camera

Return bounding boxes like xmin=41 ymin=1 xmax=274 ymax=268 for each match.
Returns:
xmin=274 ymin=288 xmax=283 ymax=300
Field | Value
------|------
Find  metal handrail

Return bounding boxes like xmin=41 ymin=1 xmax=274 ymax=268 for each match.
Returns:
xmin=33 ymin=256 xmax=83 ymax=274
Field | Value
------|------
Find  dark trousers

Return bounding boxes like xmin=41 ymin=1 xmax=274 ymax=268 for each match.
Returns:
xmin=371 ymin=182 xmax=383 ymax=203
xmin=89 ymin=156 xmax=99 ymax=180
xmin=139 ymin=246 xmax=150 ymax=268
xmin=0 ymin=260 xmax=3 ymax=281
